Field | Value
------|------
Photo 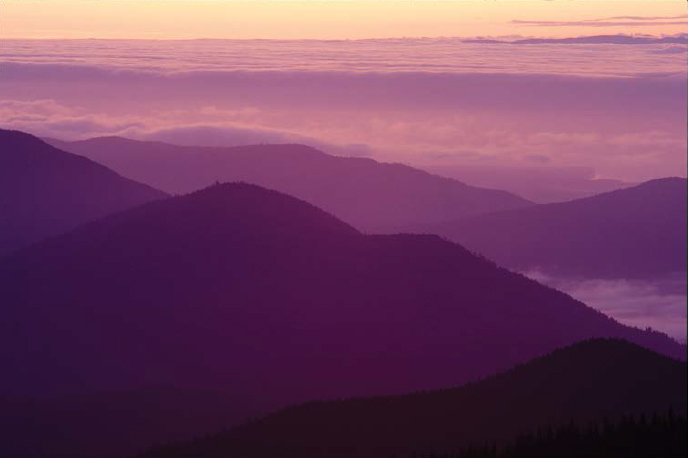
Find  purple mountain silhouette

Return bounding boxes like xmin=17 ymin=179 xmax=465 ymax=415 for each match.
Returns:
xmin=0 ymin=183 xmax=683 ymax=456
xmin=0 ymin=129 xmax=167 ymax=255
xmin=418 ymin=178 xmax=687 ymax=278
xmin=423 ymin=164 xmax=635 ymax=203
xmin=141 ymin=339 xmax=687 ymax=458
xmin=46 ymin=136 xmax=533 ymax=231
xmin=0 ymin=386 xmax=270 ymax=458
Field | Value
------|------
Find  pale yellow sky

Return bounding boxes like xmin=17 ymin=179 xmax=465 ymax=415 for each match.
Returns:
xmin=3 ymin=0 xmax=687 ymax=39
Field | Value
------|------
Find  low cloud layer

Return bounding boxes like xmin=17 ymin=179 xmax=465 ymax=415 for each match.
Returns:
xmin=527 ymin=271 xmax=687 ymax=342
xmin=648 ymin=46 xmax=688 ymax=55
xmin=597 ymin=15 xmax=688 ymax=21
xmin=1 ymin=38 xmax=685 ymax=182
xmin=4 ymin=36 xmax=686 ymax=76
xmin=0 ymin=100 xmax=372 ymax=158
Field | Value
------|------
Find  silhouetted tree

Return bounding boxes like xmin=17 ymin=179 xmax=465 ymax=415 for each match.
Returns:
xmin=419 ymin=411 xmax=687 ymax=458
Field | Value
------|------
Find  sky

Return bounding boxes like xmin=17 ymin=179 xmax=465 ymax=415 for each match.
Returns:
xmin=3 ymin=0 xmax=687 ymax=39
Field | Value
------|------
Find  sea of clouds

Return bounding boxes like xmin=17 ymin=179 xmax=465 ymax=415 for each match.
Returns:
xmin=2 ymin=38 xmax=686 ymax=181
xmin=526 ymin=271 xmax=687 ymax=342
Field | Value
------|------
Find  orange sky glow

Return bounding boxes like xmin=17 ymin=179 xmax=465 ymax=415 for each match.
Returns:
xmin=4 ymin=0 xmax=686 ymax=40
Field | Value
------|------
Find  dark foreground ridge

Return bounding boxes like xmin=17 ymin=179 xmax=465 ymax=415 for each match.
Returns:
xmin=141 ymin=339 xmax=687 ymax=458
xmin=419 ymin=411 xmax=686 ymax=458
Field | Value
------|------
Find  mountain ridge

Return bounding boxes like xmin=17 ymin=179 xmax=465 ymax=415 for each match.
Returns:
xmin=0 ymin=129 xmax=168 ymax=255
xmin=418 ymin=177 xmax=688 ymax=278
xmin=140 ymin=338 xmax=687 ymax=458
xmin=45 ymin=135 xmax=533 ymax=231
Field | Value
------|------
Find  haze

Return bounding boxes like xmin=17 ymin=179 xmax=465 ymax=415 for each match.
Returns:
xmin=4 ymin=0 xmax=686 ymax=40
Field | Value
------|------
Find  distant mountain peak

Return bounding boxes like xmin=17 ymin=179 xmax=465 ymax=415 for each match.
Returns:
xmin=422 ymin=177 xmax=687 ymax=278
xmin=164 ymin=181 xmax=362 ymax=237
xmin=46 ymin=134 xmax=533 ymax=232
xmin=634 ymin=176 xmax=686 ymax=188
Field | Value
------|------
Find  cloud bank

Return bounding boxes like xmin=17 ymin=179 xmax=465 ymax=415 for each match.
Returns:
xmin=526 ymin=271 xmax=687 ymax=341
xmin=1 ymin=39 xmax=686 ymax=181
xmin=512 ymin=14 xmax=687 ymax=28
xmin=512 ymin=20 xmax=686 ymax=28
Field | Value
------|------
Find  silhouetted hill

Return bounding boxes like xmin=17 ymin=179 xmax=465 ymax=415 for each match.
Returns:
xmin=421 ymin=411 xmax=687 ymax=458
xmin=0 ymin=386 xmax=275 ymax=458
xmin=423 ymin=163 xmax=635 ymax=203
xmin=497 ymin=412 xmax=685 ymax=458
xmin=0 ymin=184 xmax=683 ymax=457
xmin=419 ymin=178 xmax=687 ymax=278
xmin=46 ymin=136 xmax=532 ymax=231
xmin=141 ymin=339 xmax=687 ymax=458
xmin=0 ymin=129 xmax=167 ymax=255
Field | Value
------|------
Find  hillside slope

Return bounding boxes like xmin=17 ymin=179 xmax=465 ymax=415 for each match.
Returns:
xmin=0 ymin=129 xmax=167 ymax=255
xmin=420 ymin=178 xmax=687 ymax=278
xmin=47 ymin=136 xmax=532 ymax=231
xmin=142 ymin=339 xmax=687 ymax=458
